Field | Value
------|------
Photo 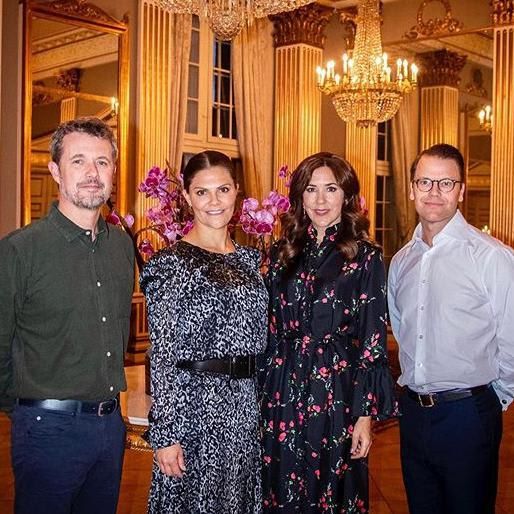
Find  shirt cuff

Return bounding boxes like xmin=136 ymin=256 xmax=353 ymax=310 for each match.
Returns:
xmin=491 ymin=380 xmax=513 ymax=411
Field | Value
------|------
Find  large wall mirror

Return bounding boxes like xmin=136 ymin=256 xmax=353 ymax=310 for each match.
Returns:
xmin=22 ymin=0 xmax=129 ymax=224
xmin=385 ymin=25 xmax=493 ymax=231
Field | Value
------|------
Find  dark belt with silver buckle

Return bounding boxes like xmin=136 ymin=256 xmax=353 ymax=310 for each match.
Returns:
xmin=406 ymin=385 xmax=489 ymax=408
xmin=176 ymin=355 xmax=256 ymax=379
xmin=17 ymin=396 xmax=120 ymax=416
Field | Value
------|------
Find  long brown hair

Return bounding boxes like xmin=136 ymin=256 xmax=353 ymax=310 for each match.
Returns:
xmin=277 ymin=152 xmax=374 ymax=269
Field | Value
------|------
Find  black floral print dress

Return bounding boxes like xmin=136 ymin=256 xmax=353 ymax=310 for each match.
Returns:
xmin=140 ymin=241 xmax=268 ymax=514
xmin=260 ymin=225 xmax=398 ymax=513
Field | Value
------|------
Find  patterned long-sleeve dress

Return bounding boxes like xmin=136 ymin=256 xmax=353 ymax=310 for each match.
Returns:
xmin=260 ymin=225 xmax=398 ymax=513
xmin=140 ymin=240 xmax=268 ymax=514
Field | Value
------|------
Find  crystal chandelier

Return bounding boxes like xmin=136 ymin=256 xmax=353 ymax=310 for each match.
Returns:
xmin=478 ymin=105 xmax=492 ymax=133
xmin=316 ymin=0 xmax=417 ymax=128
xmin=158 ymin=0 xmax=314 ymax=40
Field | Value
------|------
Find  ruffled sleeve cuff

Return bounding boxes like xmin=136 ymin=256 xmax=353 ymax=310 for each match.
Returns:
xmin=351 ymin=363 xmax=399 ymax=421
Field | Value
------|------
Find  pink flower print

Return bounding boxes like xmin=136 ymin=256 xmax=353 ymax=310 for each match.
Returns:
xmin=274 ymin=392 xmax=281 ymax=400
xmin=275 ymin=357 xmax=283 ymax=365
xmin=290 ymin=472 xmax=296 ymax=479
xmin=289 ymin=420 xmax=294 ymax=428
xmin=314 ymin=469 xmax=320 ymax=478
xmin=263 ymin=455 xmax=271 ymax=464
xmin=350 ymin=262 xmax=358 ymax=269
xmin=344 ymin=308 xmax=350 ymax=314
xmin=360 ymin=293 xmax=368 ymax=300
xmin=321 ymin=297 xmax=328 ymax=303
xmin=268 ymin=420 xmax=274 ymax=429
xmin=311 ymin=451 xmax=318 ymax=458
xmin=278 ymin=432 xmax=287 ymax=442
xmin=279 ymin=421 xmax=286 ymax=431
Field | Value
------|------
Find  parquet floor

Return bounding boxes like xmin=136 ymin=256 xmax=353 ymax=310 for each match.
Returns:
xmin=1 ymin=398 xmax=514 ymax=513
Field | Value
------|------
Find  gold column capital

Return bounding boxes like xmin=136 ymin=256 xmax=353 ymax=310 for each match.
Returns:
xmin=269 ymin=4 xmax=333 ymax=48
xmin=417 ymin=49 xmax=467 ymax=87
xmin=491 ymin=0 xmax=514 ymax=25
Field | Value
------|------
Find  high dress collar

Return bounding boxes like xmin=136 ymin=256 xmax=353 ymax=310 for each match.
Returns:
xmin=307 ymin=223 xmax=340 ymax=246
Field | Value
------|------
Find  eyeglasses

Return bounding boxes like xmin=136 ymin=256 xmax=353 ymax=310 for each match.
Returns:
xmin=412 ymin=178 xmax=463 ymax=193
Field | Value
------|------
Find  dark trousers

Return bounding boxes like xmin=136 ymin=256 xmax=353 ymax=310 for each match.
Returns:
xmin=11 ymin=403 xmax=126 ymax=514
xmin=399 ymin=386 xmax=502 ymax=514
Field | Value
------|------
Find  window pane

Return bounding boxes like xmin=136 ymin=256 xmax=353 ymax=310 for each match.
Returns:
xmin=188 ymin=65 xmax=199 ymax=98
xmin=192 ymin=14 xmax=200 ymax=29
xmin=221 ymin=42 xmax=231 ymax=70
xmin=219 ymin=107 xmax=230 ymax=138
xmin=377 ymin=175 xmax=384 ymax=199
xmin=213 ymin=74 xmax=220 ymax=103
xmin=220 ymin=74 xmax=230 ymax=104
xmin=190 ymin=30 xmax=200 ymax=63
xmin=186 ymin=100 xmax=198 ymax=133
xmin=232 ymin=109 xmax=237 ymax=139
xmin=213 ymin=40 xmax=220 ymax=67
xmin=377 ymin=135 xmax=386 ymax=161
xmin=211 ymin=107 xmax=219 ymax=137
xmin=376 ymin=202 xmax=383 ymax=227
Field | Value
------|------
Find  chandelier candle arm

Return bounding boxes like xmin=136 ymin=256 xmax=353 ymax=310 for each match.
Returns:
xmin=316 ymin=0 xmax=417 ymax=128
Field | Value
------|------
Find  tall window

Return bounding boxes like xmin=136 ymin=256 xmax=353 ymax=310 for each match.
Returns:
xmin=184 ymin=16 xmax=239 ymax=158
xmin=375 ymin=121 xmax=396 ymax=264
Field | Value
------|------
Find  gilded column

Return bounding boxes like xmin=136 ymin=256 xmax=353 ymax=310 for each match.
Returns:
xmin=417 ymin=49 xmax=466 ymax=150
xmin=490 ymin=1 xmax=514 ymax=246
xmin=270 ymin=5 xmax=332 ymax=193
xmin=344 ymin=124 xmax=377 ymax=237
xmin=136 ymin=0 xmax=176 ymax=231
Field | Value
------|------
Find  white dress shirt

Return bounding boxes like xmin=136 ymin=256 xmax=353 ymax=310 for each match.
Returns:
xmin=388 ymin=210 xmax=514 ymax=409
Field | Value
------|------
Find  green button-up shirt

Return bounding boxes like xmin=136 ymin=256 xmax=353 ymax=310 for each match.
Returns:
xmin=0 ymin=202 xmax=135 ymax=412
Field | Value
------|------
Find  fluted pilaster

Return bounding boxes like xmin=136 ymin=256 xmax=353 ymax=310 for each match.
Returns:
xmin=270 ymin=4 xmax=332 ymax=193
xmin=345 ymin=124 xmax=378 ymax=237
xmin=135 ymin=0 xmax=176 ymax=230
xmin=417 ymin=49 xmax=466 ymax=149
xmin=490 ymin=3 xmax=514 ymax=246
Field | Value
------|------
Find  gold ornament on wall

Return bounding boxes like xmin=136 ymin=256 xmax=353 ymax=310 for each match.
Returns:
xmin=404 ymin=0 xmax=463 ymax=40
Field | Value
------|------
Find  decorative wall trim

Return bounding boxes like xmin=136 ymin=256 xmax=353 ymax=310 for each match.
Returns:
xmin=270 ymin=4 xmax=333 ymax=48
xmin=491 ymin=0 xmax=514 ymax=25
xmin=417 ymin=49 xmax=467 ymax=87
xmin=404 ymin=0 xmax=463 ymax=39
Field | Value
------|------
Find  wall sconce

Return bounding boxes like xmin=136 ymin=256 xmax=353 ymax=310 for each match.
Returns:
xmin=478 ymin=105 xmax=492 ymax=133
xmin=110 ymin=96 xmax=119 ymax=116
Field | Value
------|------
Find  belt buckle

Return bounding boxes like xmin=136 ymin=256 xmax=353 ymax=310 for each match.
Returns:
xmin=97 ymin=398 xmax=116 ymax=416
xmin=418 ymin=393 xmax=436 ymax=408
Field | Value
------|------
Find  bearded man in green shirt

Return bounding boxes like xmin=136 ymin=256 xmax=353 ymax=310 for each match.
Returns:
xmin=0 ymin=117 xmax=135 ymax=514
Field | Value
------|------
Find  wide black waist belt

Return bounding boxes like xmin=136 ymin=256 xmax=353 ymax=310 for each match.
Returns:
xmin=17 ymin=396 xmax=120 ymax=416
xmin=176 ymin=355 xmax=256 ymax=379
xmin=406 ymin=385 xmax=489 ymax=408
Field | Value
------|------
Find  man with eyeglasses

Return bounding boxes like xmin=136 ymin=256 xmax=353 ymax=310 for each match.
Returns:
xmin=388 ymin=143 xmax=514 ymax=514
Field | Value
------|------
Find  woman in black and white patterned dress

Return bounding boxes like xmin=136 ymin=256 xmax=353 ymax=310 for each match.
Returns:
xmin=140 ymin=151 xmax=268 ymax=514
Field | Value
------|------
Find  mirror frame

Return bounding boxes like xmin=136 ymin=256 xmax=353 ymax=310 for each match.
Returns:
xmin=22 ymin=0 xmax=130 ymax=224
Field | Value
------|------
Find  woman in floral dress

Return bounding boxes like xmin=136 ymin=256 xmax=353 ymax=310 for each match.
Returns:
xmin=141 ymin=151 xmax=268 ymax=513
xmin=261 ymin=152 xmax=398 ymax=513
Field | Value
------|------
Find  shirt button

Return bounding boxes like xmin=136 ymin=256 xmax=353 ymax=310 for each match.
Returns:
xmin=417 ymin=362 xmax=423 ymax=368
xmin=92 ymin=249 xmax=95 ymax=253
xmin=109 ymin=386 xmax=114 ymax=392
xmin=36 ymin=416 xmax=41 ymax=421
xmin=422 ymin=280 xmax=426 ymax=284
xmin=97 ymin=281 xmax=101 ymax=287
xmin=101 ymin=316 xmax=107 ymax=322
xmin=502 ymin=399 xmax=508 ymax=405
xmin=85 ymin=231 xmax=91 ymax=236
xmin=420 ymin=306 xmax=424 ymax=311
xmin=106 ymin=351 xmax=111 ymax=357
xmin=419 ymin=335 xmax=424 ymax=340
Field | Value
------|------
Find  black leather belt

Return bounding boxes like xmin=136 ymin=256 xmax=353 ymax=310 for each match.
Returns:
xmin=176 ymin=355 xmax=256 ymax=379
xmin=406 ymin=385 xmax=489 ymax=408
xmin=17 ymin=396 xmax=120 ymax=416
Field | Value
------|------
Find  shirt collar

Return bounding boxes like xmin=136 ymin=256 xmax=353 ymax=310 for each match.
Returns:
xmin=410 ymin=209 xmax=468 ymax=248
xmin=47 ymin=201 xmax=109 ymax=242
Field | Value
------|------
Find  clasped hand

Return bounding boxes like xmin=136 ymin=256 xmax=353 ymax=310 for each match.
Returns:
xmin=155 ymin=443 xmax=186 ymax=477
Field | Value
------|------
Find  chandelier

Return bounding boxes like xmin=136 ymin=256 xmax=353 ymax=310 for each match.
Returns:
xmin=478 ymin=105 xmax=492 ymax=133
xmin=316 ymin=0 xmax=418 ymax=128
xmin=158 ymin=0 xmax=314 ymax=40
